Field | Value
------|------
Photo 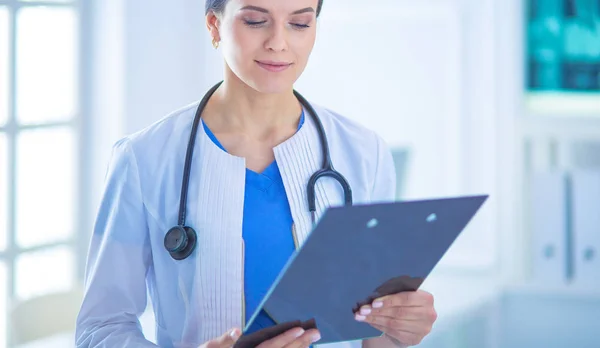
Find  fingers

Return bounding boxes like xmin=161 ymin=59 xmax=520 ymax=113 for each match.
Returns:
xmin=204 ymin=328 xmax=241 ymax=348
xmin=373 ymin=290 xmax=434 ymax=308
xmin=362 ymin=315 xmax=431 ymax=334
xmin=357 ymin=291 xmax=437 ymax=347
xmin=356 ymin=304 xmax=437 ymax=322
xmin=218 ymin=328 xmax=241 ymax=347
xmin=257 ymin=327 xmax=303 ymax=347
xmin=257 ymin=327 xmax=321 ymax=348
xmin=283 ymin=329 xmax=321 ymax=348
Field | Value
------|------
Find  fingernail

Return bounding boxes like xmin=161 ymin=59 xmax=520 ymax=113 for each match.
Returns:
xmin=294 ymin=329 xmax=305 ymax=338
xmin=360 ymin=307 xmax=372 ymax=315
xmin=372 ymin=301 xmax=384 ymax=308
xmin=355 ymin=314 xmax=366 ymax=321
xmin=311 ymin=332 xmax=321 ymax=343
xmin=229 ymin=328 xmax=241 ymax=340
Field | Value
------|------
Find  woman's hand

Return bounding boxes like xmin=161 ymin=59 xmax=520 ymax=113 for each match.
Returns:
xmin=256 ymin=327 xmax=321 ymax=348
xmin=199 ymin=326 xmax=321 ymax=348
xmin=198 ymin=328 xmax=242 ymax=348
xmin=356 ymin=290 xmax=437 ymax=347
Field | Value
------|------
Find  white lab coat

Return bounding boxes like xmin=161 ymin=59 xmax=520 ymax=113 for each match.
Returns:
xmin=75 ymin=100 xmax=397 ymax=347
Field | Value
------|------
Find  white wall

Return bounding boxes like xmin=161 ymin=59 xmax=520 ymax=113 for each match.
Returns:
xmin=493 ymin=0 xmax=527 ymax=284
xmin=87 ymin=0 xmax=125 ymax=255
xmin=88 ymin=0 xmax=218 ymax=223
xmin=294 ymin=0 xmax=502 ymax=271
xmin=122 ymin=0 xmax=211 ymax=134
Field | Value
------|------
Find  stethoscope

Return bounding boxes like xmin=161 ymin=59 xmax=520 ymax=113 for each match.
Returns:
xmin=164 ymin=81 xmax=353 ymax=260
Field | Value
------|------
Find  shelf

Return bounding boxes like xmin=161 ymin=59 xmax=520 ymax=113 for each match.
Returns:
xmin=504 ymin=282 xmax=600 ymax=300
xmin=526 ymin=92 xmax=600 ymax=117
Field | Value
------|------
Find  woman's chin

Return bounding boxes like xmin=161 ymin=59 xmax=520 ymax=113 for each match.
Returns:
xmin=244 ymin=73 xmax=299 ymax=95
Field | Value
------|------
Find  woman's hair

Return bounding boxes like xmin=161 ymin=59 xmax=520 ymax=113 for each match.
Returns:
xmin=205 ymin=0 xmax=324 ymax=17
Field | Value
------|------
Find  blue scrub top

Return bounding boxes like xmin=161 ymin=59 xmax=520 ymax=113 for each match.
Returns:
xmin=202 ymin=111 xmax=305 ymax=334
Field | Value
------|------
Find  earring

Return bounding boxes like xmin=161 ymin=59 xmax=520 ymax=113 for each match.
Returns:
xmin=212 ymin=38 xmax=219 ymax=49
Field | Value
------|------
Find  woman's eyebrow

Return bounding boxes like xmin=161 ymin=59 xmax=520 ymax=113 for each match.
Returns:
xmin=240 ymin=5 xmax=315 ymax=15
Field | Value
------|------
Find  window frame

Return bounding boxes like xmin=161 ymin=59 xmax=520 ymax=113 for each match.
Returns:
xmin=0 ymin=0 xmax=90 ymax=346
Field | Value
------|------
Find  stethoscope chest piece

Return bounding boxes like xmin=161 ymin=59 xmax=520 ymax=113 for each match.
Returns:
xmin=164 ymin=225 xmax=197 ymax=260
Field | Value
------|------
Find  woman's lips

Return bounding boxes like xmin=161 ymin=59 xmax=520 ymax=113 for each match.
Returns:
xmin=256 ymin=60 xmax=293 ymax=72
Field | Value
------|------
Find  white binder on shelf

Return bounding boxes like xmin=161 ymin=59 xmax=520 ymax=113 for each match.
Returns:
xmin=530 ymin=171 xmax=569 ymax=285
xmin=571 ymin=170 xmax=600 ymax=288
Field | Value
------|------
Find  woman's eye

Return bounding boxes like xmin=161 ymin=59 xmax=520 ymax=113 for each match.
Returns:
xmin=244 ymin=20 xmax=267 ymax=27
xmin=291 ymin=23 xmax=310 ymax=29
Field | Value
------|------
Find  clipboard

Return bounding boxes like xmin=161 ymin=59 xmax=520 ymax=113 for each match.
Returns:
xmin=234 ymin=194 xmax=489 ymax=347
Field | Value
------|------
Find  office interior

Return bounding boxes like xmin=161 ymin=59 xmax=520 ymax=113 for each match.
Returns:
xmin=0 ymin=0 xmax=599 ymax=347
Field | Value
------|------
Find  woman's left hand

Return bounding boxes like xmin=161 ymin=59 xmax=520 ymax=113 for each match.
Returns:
xmin=355 ymin=290 xmax=437 ymax=347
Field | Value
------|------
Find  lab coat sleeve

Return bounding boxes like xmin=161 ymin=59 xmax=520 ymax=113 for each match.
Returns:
xmin=370 ymin=133 xmax=397 ymax=203
xmin=76 ymin=139 xmax=159 ymax=347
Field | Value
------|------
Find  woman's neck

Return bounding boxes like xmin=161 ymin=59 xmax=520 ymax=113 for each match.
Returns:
xmin=204 ymin=72 xmax=303 ymax=140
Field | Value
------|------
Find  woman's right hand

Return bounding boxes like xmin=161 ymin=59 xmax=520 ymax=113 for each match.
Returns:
xmin=199 ymin=326 xmax=321 ymax=348
xmin=198 ymin=328 xmax=242 ymax=348
xmin=255 ymin=327 xmax=321 ymax=348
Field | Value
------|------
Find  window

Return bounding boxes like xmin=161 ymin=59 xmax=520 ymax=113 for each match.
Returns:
xmin=0 ymin=1 xmax=82 ymax=346
xmin=0 ymin=8 xmax=8 ymax=127
xmin=0 ymin=134 xmax=7 ymax=252
xmin=0 ymin=263 xmax=6 ymax=348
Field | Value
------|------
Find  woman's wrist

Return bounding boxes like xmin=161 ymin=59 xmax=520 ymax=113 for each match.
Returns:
xmin=362 ymin=334 xmax=409 ymax=348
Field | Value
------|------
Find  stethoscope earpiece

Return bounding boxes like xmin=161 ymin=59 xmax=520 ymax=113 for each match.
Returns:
xmin=164 ymin=225 xmax=197 ymax=260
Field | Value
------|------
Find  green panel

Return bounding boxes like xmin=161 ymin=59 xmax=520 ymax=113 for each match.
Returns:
xmin=526 ymin=0 xmax=600 ymax=92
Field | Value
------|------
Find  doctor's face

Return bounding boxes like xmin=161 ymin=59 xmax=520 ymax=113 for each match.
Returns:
xmin=207 ymin=0 xmax=319 ymax=94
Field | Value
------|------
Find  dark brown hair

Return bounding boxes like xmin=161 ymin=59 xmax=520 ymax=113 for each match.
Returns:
xmin=205 ymin=0 xmax=324 ymax=17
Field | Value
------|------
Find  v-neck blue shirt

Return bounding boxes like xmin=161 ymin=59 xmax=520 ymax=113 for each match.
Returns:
xmin=202 ymin=111 xmax=305 ymax=334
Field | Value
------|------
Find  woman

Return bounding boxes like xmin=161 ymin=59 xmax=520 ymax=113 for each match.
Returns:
xmin=76 ymin=0 xmax=438 ymax=347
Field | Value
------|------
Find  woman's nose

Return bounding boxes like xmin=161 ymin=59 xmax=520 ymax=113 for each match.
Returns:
xmin=265 ymin=24 xmax=289 ymax=52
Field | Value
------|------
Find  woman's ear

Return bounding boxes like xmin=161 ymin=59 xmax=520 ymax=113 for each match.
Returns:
xmin=206 ymin=11 xmax=221 ymax=43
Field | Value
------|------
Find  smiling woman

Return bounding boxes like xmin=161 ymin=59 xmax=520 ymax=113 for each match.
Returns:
xmin=205 ymin=0 xmax=322 ymax=95
xmin=75 ymin=1 xmax=438 ymax=348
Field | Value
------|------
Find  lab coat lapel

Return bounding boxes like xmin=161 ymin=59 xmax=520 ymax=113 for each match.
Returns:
xmin=181 ymin=120 xmax=246 ymax=344
xmin=274 ymin=107 xmax=345 ymax=248
xmin=178 ymin=106 xmax=344 ymax=345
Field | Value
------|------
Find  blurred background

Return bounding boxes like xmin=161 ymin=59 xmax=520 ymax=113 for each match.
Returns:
xmin=0 ymin=0 xmax=599 ymax=347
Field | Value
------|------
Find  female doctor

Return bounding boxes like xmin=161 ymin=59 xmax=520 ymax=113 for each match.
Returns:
xmin=75 ymin=0 xmax=438 ymax=347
